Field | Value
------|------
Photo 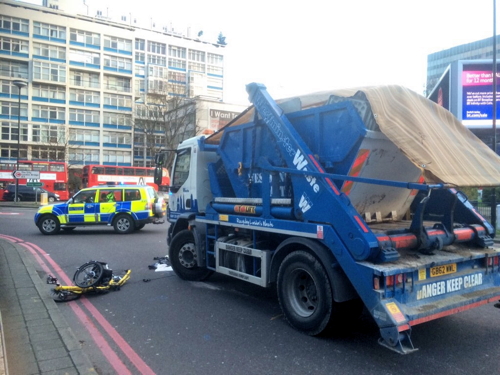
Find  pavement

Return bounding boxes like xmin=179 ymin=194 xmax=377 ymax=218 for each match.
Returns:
xmin=0 ymin=201 xmax=97 ymax=375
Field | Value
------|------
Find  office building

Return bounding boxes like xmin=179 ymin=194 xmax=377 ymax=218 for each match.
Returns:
xmin=0 ymin=0 xmax=246 ymax=170
xmin=427 ymin=35 xmax=500 ymax=95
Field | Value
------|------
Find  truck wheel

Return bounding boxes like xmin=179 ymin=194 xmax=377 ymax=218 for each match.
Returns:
xmin=169 ymin=229 xmax=213 ymax=281
xmin=38 ymin=214 xmax=60 ymax=235
xmin=277 ymin=250 xmax=333 ymax=336
xmin=113 ymin=214 xmax=134 ymax=234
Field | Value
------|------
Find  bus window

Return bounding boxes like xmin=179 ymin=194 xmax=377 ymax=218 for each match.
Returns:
xmin=33 ymin=163 xmax=49 ymax=171
xmin=50 ymin=164 xmax=65 ymax=172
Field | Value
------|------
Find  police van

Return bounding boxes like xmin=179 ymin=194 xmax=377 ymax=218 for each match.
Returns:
xmin=34 ymin=185 xmax=166 ymax=235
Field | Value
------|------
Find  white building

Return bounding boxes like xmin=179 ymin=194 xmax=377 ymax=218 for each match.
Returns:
xmin=0 ymin=0 xmax=246 ymax=170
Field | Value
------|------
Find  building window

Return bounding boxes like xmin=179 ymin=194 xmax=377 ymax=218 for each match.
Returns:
xmin=33 ymin=22 xmax=66 ymax=40
xmin=0 ymin=60 xmax=28 ymax=79
xmin=188 ymin=49 xmax=205 ymax=62
xmin=103 ymin=112 xmax=132 ymax=126
xmin=0 ymin=36 xmax=29 ymax=54
xmin=33 ymin=42 xmax=66 ymax=60
xmin=0 ymin=16 xmax=29 ymax=34
xmin=148 ymin=65 xmax=168 ymax=78
xmin=104 ymin=35 xmax=132 ymax=52
xmin=103 ymin=75 xmax=131 ymax=92
xmin=69 ymin=148 xmax=99 ymax=162
xmin=169 ymin=45 xmax=186 ymax=58
xmin=147 ymin=55 xmax=166 ymax=66
xmin=70 ymin=29 xmax=100 ymax=46
xmin=69 ymin=88 xmax=100 ymax=104
xmin=168 ymin=58 xmax=186 ymax=70
xmin=168 ymin=72 xmax=186 ymax=83
xmin=1 ymin=120 xmax=27 ymax=141
xmin=31 ymin=123 xmax=65 ymax=143
xmin=188 ymin=62 xmax=205 ymax=73
xmin=69 ymin=49 xmax=100 ymax=66
xmin=1 ymin=144 xmax=27 ymax=158
xmin=69 ymin=128 xmax=99 ymax=142
xmin=70 ymin=70 xmax=100 ymax=88
xmin=32 ymin=104 xmax=65 ymax=120
xmin=147 ymin=79 xmax=168 ymax=93
xmin=103 ymin=93 xmax=132 ymax=107
xmin=32 ymin=84 xmax=66 ymax=101
xmin=148 ymin=41 xmax=166 ymax=54
xmin=103 ymin=150 xmax=131 ymax=163
xmin=103 ymin=131 xmax=131 ymax=145
xmin=1 ymin=101 xmax=27 ymax=117
xmin=104 ymin=55 xmax=132 ymax=71
xmin=135 ymin=39 xmax=145 ymax=51
xmin=69 ymin=108 xmax=100 ymax=123
xmin=207 ymin=65 xmax=223 ymax=76
xmin=207 ymin=53 xmax=223 ymax=66
xmin=31 ymin=146 xmax=65 ymax=160
xmin=33 ymin=61 xmax=66 ymax=83
xmin=135 ymin=52 xmax=145 ymax=63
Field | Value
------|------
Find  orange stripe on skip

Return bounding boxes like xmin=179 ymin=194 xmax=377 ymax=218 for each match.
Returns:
xmin=410 ymin=175 xmax=425 ymax=196
xmin=342 ymin=149 xmax=370 ymax=196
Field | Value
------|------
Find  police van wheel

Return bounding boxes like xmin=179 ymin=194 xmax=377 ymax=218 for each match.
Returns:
xmin=169 ymin=229 xmax=213 ymax=281
xmin=277 ymin=250 xmax=333 ymax=336
xmin=113 ymin=214 xmax=134 ymax=234
xmin=38 ymin=214 xmax=60 ymax=235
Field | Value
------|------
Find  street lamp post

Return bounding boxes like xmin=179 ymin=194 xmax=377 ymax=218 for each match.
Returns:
xmin=13 ymin=79 xmax=27 ymax=203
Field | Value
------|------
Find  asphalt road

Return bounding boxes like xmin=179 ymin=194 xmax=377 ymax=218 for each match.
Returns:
xmin=1 ymin=205 xmax=500 ymax=375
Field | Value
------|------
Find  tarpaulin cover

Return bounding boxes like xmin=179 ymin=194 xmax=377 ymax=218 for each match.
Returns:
xmin=206 ymin=85 xmax=500 ymax=187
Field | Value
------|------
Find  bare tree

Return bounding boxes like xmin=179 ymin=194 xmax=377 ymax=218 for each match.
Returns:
xmin=134 ymin=84 xmax=201 ymax=171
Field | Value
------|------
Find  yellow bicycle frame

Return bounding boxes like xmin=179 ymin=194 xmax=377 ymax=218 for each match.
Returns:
xmin=52 ymin=270 xmax=131 ymax=295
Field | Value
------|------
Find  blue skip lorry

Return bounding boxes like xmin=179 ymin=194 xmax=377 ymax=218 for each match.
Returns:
xmin=155 ymin=83 xmax=500 ymax=353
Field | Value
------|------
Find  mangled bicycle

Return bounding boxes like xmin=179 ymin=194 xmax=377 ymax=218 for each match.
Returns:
xmin=47 ymin=260 xmax=131 ymax=302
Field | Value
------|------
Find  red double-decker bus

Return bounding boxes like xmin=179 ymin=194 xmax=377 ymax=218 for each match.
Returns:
xmin=81 ymin=165 xmax=170 ymax=192
xmin=0 ymin=160 xmax=70 ymax=200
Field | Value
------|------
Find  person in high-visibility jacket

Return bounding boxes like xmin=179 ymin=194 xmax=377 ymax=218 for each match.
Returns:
xmin=106 ymin=192 xmax=115 ymax=202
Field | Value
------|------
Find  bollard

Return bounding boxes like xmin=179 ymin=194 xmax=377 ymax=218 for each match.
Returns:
xmin=40 ymin=192 xmax=48 ymax=206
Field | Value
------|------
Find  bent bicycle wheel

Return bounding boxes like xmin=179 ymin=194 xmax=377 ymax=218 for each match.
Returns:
xmin=73 ymin=261 xmax=104 ymax=288
xmin=50 ymin=289 xmax=81 ymax=302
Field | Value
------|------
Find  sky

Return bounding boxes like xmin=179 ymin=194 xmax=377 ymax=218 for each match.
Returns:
xmin=22 ymin=0 xmax=500 ymax=105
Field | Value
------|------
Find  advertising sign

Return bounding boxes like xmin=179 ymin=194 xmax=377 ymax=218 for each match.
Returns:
xmin=461 ymin=67 xmax=500 ymax=127
xmin=209 ymin=109 xmax=240 ymax=131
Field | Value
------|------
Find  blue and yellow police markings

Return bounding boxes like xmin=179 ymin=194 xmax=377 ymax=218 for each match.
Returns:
xmin=68 ymin=203 xmax=96 ymax=223
xmin=98 ymin=201 xmax=118 ymax=222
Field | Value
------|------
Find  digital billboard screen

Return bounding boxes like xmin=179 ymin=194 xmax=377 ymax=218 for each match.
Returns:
xmin=462 ymin=63 xmax=500 ymax=127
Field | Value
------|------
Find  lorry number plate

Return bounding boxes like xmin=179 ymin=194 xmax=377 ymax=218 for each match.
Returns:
xmin=430 ymin=263 xmax=457 ymax=277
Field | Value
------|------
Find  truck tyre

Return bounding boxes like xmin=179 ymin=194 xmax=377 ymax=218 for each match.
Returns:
xmin=38 ymin=214 xmax=60 ymax=235
xmin=113 ymin=214 xmax=134 ymax=234
xmin=169 ymin=229 xmax=213 ymax=281
xmin=277 ymin=250 xmax=333 ymax=336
